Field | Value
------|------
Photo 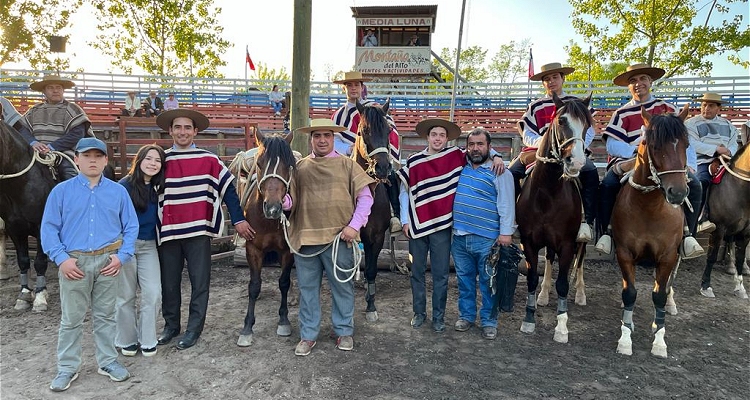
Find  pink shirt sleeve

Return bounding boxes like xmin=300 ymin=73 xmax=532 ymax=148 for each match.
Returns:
xmin=348 ymin=186 xmax=374 ymax=231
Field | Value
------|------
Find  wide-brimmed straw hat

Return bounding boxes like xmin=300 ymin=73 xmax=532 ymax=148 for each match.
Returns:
xmin=156 ymin=109 xmax=210 ymax=132
xmin=333 ymin=71 xmax=372 ymax=84
xmin=295 ymin=118 xmax=346 ymax=134
xmin=29 ymin=75 xmax=75 ymax=92
xmin=613 ymin=63 xmax=665 ymax=87
xmin=694 ymin=92 xmax=727 ymax=105
xmin=415 ymin=118 xmax=462 ymax=141
xmin=529 ymin=62 xmax=575 ymax=82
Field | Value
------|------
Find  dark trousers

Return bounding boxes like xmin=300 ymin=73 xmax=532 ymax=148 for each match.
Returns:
xmin=409 ymin=228 xmax=452 ymax=322
xmin=697 ymin=164 xmax=711 ymax=218
xmin=387 ymin=171 xmax=400 ymax=217
xmin=158 ymin=236 xmax=212 ymax=334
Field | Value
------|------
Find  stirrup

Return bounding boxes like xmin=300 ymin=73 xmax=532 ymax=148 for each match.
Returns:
xmin=697 ymin=221 xmax=716 ymax=233
xmin=595 ymin=235 xmax=612 ymax=255
xmin=390 ymin=217 xmax=402 ymax=234
xmin=577 ymin=223 xmax=593 ymax=243
xmin=681 ymin=236 xmax=705 ymax=259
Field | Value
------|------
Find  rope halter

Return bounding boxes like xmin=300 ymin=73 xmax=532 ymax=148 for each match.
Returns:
xmin=627 ymin=146 xmax=687 ymax=194
xmin=255 ymin=156 xmax=292 ymax=196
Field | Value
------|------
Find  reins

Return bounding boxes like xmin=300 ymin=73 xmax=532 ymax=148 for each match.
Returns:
xmin=718 ymin=154 xmax=750 ymax=182
xmin=535 ymin=105 xmax=585 ymax=177
xmin=0 ymin=150 xmax=78 ymax=180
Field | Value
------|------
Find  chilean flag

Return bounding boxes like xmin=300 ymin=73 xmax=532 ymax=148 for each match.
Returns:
xmin=528 ymin=48 xmax=534 ymax=79
xmin=245 ymin=46 xmax=255 ymax=71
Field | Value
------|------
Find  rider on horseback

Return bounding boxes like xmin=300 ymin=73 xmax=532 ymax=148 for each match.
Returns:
xmin=685 ymin=92 xmax=740 ymax=233
xmin=509 ymin=62 xmax=599 ymax=243
xmin=596 ymin=64 xmax=704 ymax=259
xmin=17 ymin=76 xmax=92 ymax=181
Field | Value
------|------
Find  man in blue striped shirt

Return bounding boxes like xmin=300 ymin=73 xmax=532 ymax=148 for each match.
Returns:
xmin=451 ymin=128 xmax=516 ymax=340
xmin=42 ymin=137 xmax=138 ymax=392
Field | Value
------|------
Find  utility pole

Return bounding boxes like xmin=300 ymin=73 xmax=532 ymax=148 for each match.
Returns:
xmin=449 ymin=0 xmax=467 ymax=122
xmin=290 ymin=0 xmax=312 ymax=154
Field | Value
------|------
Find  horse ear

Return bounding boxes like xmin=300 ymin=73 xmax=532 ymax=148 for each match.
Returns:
xmin=552 ymin=92 xmax=564 ymax=109
xmin=677 ymin=103 xmax=690 ymax=121
xmin=356 ymin=100 xmax=365 ymax=115
xmin=583 ymin=92 xmax=592 ymax=107
xmin=382 ymin=98 xmax=390 ymax=114
xmin=640 ymin=106 xmax=652 ymax=127
xmin=256 ymin=127 xmax=265 ymax=144
xmin=284 ymin=131 xmax=293 ymax=145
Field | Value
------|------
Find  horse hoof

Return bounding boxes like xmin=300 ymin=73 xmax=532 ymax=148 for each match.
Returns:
xmin=734 ymin=288 xmax=748 ymax=299
xmin=14 ymin=299 xmax=31 ymax=311
xmin=575 ymin=293 xmax=587 ymax=306
xmin=553 ymin=331 xmax=568 ymax=343
xmin=237 ymin=334 xmax=253 ymax=347
xmin=520 ymin=322 xmax=535 ymax=334
xmin=616 ymin=343 xmax=633 ymax=356
xmin=276 ymin=324 xmax=292 ymax=337
xmin=665 ymin=305 xmax=678 ymax=316
xmin=33 ymin=290 xmax=48 ymax=312
xmin=726 ymin=266 xmax=738 ymax=275
xmin=700 ymin=287 xmax=715 ymax=298
xmin=651 ymin=344 xmax=668 ymax=358
xmin=366 ymin=311 xmax=378 ymax=322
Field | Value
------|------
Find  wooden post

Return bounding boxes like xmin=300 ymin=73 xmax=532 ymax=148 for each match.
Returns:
xmin=290 ymin=0 xmax=312 ymax=155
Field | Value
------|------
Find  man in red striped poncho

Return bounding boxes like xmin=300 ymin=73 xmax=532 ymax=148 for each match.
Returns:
xmin=155 ymin=109 xmax=255 ymax=350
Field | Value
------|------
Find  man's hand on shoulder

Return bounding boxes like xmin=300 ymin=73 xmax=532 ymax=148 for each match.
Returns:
xmin=491 ymin=154 xmax=505 ymax=175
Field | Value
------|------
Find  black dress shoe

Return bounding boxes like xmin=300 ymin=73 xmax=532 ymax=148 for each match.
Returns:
xmin=176 ymin=331 xmax=200 ymax=350
xmin=157 ymin=328 xmax=180 ymax=345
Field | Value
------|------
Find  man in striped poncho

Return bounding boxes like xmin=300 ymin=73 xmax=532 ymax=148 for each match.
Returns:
xmin=155 ymin=109 xmax=254 ymax=350
xmin=331 ymin=71 xmax=402 ymax=234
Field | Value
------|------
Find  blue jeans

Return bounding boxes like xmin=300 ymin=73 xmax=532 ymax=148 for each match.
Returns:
xmin=116 ymin=239 xmax=161 ymax=349
xmin=409 ymin=228 xmax=452 ymax=322
xmin=294 ymin=241 xmax=355 ymax=341
xmin=451 ymin=234 xmax=498 ymax=328
xmin=272 ymin=102 xmax=283 ymax=113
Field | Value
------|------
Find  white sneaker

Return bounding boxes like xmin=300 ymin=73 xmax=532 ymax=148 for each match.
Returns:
xmin=697 ymin=221 xmax=716 ymax=233
xmin=275 ymin=111 xmax=281 ymax=116
xmin=390 ymin=217 xmax=402 ymax=234
xmin=577 ymin=223 xmax=593 ymax=242
xmin=681 ymin=236 xmax=705 ymax=259
xmin=595 ymin=234 xmax=612 ymax=255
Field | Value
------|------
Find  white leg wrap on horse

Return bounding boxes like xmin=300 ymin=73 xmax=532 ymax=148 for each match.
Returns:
xmin=665 ymin=289 xmax=678 ymax=315
xmin=537 ymin=259 xmax=553 ymax=307
xmin=733 ymin=275 xmax=748 ymax=299
xmin=617 ymin=325 xmax=633 ymax=355
xmin=553 ymin=312 xmax=569 ymax=343
xmin=651 ymin=327 xmax=668 ymax=358
xmin=32 ymin=289 xmax=48 ymax=312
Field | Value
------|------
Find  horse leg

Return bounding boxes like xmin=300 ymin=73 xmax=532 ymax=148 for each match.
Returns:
xmin=573 ymin=243 xmax=587 ymax=306
xmin=11 ymin=234 xmax=33 ymax=311
xmin=651 ymin=257 xmax=677 ymax=358
xmin=732 ymin=236 xmax=749 ymax=299
xmin=537 ymin=248 xmax=553 ymax=307
xmin=665 ymin=257 xmax=681 ymax=315
xmin=701 ymin=229 xmax=725 ymax=298
xmin=0 ymin=220 xmax=11 ymax=280
xmin=726 ymin=237 xmax=738 ymax=276
xmin=553 ymin=246 xmax=575 ymax=344
xmin=520 ymin=244 xmax=539 ymax=334
xmin=238 ymin=247 xmax=263 ymax=347
xmin=616 ymin=259 xmax=637 ymax=356
xmin=32 ymin=244 xmax=50 ymax=312
xmin=365 ymin=238 xmax=384 ymax=322
xmin=277 ymin=251 xmax=294 ymax=336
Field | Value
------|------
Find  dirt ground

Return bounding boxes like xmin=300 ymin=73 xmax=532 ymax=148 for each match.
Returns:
xmin=1 ymin=251 xmax=749 ymax=400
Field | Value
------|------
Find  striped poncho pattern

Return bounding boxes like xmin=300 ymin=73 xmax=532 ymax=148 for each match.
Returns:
xmin=332 ymin=100 xmax=400 ymax=161
xmin=398 ymin=146 xmax=465 ymax=239
xmin=158 ymin=148 xmax=235 ymax=244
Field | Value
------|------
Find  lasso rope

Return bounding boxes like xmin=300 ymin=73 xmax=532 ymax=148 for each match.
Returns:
xmin=718 ymin=154 xmax=750 ymax=182
xmin=0 ymin=150 xmax=78 ymax=180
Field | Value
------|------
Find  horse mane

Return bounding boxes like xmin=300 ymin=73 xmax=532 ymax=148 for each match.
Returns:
xmin=0 ymin=121 xmax=34 ymax=167
xmin=644 ymin=114 xmax=688 ymax=149
xmin=559 ymin=98 xmax=594 ymax=129
xmin=357 ymin=104 xmax=390 ymax=146
xmin=258 ymin=133 xmax=296 ymax=168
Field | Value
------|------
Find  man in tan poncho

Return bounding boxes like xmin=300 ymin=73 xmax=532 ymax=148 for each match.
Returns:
xmin=287 ymin=119 xmax=374 ymax=356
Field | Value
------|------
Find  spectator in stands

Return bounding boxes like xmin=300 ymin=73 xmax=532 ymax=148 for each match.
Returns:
xmin=331 ymin=71 xmax=401 ymax=234
xmin=685 ymin=92 xmax=739 ymax=232
xmin=142 ymin=91 xmax=164 ymax=117
xmin=361 ymin=28 xmax=378 ymax=47
xmin=596 ymin=63 xmax=703 ymax=259
xmin=0 ymin=96 xmax=29 ymax=131
xmin=163 ymin=93 xmax=179 ymax=111
xmin=18 ymin=75 xmax=94 ymax=181
xmin=155 ymin=109 xmax=254 ymax=350
xmin=121 ymin=91 xmax=142 ymax=117
xmin=407 ymin=34 xmax=422 ymax=46
xmin=509 ymin=62 xmax=598 ymax=243
xmin=269 ymin=85 xmax=284 ymax=116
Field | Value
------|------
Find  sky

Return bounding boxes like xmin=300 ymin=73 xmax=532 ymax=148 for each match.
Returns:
xmin=9 ymin=0 xmax=749 ymax=80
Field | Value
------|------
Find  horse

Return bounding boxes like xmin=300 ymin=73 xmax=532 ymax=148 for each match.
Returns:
xmin=228 ymin=129 xmax=296 ymax=347
xmin=0 ymin=120 xmax=57 ymax=311
xmin=611 ymin=104 xmax=690 ymax=358
xmin=352 ymin=99 xmax=393 ymax=322
xmin=700 ymin=141 xmax=750 ymax=299
xmin=516 ymin=93 xmax=593 ymax=343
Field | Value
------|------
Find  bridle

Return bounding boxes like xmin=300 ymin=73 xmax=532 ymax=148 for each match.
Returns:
xmin=354 ymin=135 xmax=390 ymax=184
xmin=535 ymin=105 xmax=586 ymax=172
xmin=255 ymin=155 xmax=292 ymax=196
xmin=627 ymin=143 xmax=688 ymax=194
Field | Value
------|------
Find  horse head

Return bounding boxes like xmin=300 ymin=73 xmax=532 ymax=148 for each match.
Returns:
xmin=355 ymin=99 xmax=392 ymax=180
xmin=254 ymin=129 xmax=295 ymax=219
xmin=639 ymin=104 xmax=690 ymax=205
xmin=546 ymin=92 xmax=592 ymax=178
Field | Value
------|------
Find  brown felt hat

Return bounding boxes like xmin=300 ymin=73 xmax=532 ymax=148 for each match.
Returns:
xmin=333 ymin=71 xmax=372 ymax=84
xmin=613 ymin=63 xmax=665 ymax=87
xmin=295 ymin=118 xmax=346 ymax=134
xmin=694 ymin=92 xmax=727 ymax=105
xmin=29 ymin=75 xmax=75 ymax=92
xmin=156 ymin=109 xmax=210 ymax=132
xmin=415 ymin=118 xmax=461 ymax=141
xmin=529 ymin=62 xmax=575 ymax=81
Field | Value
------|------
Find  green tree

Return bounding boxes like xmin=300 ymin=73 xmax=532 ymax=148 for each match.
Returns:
xmin=89 ymin=0 xmax=230 ymax=77
xmin=432 ymin=45 xmax=489 ymax=82
xmin=488 ymin=39 xmax=531 ymax=83
xmin=254 ymin=62 xmax=291 ymax=82
xmin=564 ymin=42 xmax=629 ymax=82
xmin=0 ymin=0 xmax=80 ymax=70
xmin=569 ymin=0 xmax=750 ymax=78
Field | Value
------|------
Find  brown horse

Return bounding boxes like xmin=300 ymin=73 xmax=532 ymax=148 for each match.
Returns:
xmin=516 ymin=93 xmax=593 ymax=343
xmin=229 ymin=130 xmax=296 ymax=347
xmin=612 ymin=104 xmax=690 ymax=358
xmin=700 ymin=141 xmax=750 ymax=299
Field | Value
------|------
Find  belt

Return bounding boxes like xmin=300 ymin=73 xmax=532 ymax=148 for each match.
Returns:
xmin=70 ymin=240 xmax=123 ymax=256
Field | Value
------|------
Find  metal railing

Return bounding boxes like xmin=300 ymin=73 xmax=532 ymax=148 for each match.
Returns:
xmin=1 ymin=68 xmax=748 ymax=109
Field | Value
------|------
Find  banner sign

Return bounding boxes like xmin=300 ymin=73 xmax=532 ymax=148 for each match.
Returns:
xmin=356 ymin=17 xmax=433 ymax=27
xmin=355 ymin=47 xmax=432 ymax=75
